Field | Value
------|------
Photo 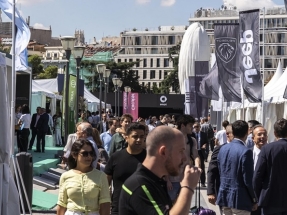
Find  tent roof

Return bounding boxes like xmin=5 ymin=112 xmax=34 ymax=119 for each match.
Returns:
xmin=32 ymin=80 xmax=62 ymax=99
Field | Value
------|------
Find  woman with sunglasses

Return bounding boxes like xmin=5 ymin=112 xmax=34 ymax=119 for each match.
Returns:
xmin=57 ymin=138 xmax=111 ymax=215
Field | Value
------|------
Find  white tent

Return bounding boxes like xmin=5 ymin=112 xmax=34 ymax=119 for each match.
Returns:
xmin=0 ymin=53 xmax=20 ymax=215
xmin=33 ymin=78 xmax=111 ymax=112
xmin=31 ymin=80 xmax=62 ymax=116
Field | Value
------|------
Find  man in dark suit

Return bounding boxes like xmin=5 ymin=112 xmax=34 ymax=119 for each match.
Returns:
xmin=192 ymin=121 xmax=208 ymax=187
xmin=253 ymin=118 xmax=287 ymax=215
xmin=97 ymin=113 xmax=109 ymax=134
xmin=217 ymin=120 xmax=257 ymax=215
xmin=28 ymin=106 xmax=41 ymax=150
xmin=35 ymin=108 xmax=49 ymax=152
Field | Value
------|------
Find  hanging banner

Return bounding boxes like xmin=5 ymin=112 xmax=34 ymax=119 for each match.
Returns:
xmin=285 ymin=0 xmax=287 ymax=12
xmin=184 ymin=77 xmax=197 ymax=118
xmin=238 ymin=9 xmax=262 ymax=102
xmin=68 ymin=75 xmax=77 ymax=134
xmin=199 ymin=62 xmax=220 ymax=101
xmin=214 ymin=23 xmax=242 ymax=102
xmin=129 ymin=92 xmax=138 ymax=121
xmin=195 ymin=61 xmax=209 ymax=118
xmin=123 ymin=91 xmax=129 ymax=114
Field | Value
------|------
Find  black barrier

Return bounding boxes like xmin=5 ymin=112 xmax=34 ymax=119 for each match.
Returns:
xmin=16 ymin=152 xmax=33 ymax=212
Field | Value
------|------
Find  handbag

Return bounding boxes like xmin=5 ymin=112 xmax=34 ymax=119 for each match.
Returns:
xmin=190 ymin=182 xmax=216 ymax=215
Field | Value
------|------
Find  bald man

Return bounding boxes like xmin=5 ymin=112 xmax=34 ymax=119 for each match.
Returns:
xmin=252 ymin=125 xmax=267 ymax=170
xmin=119 ymin=126 xmax=201 ymax=215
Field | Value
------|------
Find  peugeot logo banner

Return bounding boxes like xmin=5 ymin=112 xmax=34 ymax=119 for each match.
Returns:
xmin=238 ymin=9 xmax=262 ymax=103
xmin=214 ymin=23 xmax=242 ymax=102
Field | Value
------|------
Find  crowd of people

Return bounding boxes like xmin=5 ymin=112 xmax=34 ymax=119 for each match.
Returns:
xmin=15 ymin=105 xmax=287 ymax=215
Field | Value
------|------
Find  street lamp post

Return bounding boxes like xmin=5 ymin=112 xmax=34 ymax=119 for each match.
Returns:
xmin=112 ymin=77 xmax=119 ymax=117
xmin=60 ymin=36 xmax=76 ymax=142
xmin=96 ymin=64 xmax=106 ymax=121
xmin=72 ymin=46 xmax=85 ymax=125
xmin=104 ymin=69 xmax=111 ymax=113
xmin=117 ymin=80 xmax=123 ymax=117
xmin=124 ymin=86 xmax=131 ymax=113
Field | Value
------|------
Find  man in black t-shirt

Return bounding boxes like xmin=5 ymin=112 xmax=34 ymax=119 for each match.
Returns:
xmin=119 ymin=126 xmax=201 ymax=215
xmin=104 ymin=122 xmax=146 ymax=215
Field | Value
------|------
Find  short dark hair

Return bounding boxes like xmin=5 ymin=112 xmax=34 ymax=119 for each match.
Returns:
xmin=204 ymin=117 xmax=209 ymax=122
xmin=176 ymin=114 xmax=195 ymax=130
xmin=121 ymin=113 xmax=133 ymax=122
xmin=125 ymin=122 xmax=146 ymax=136
xmin=274 ymin=118 xmax=287 ymax=138
xmin=21 ymin=104 xmax=30 ymax=114
xmin=68 ymin=138 xmax=96 ymax=169
xmin=108 ymin=118 xmax=118 ymax=126
xmin=222 ymin=120 xmax=229 ymax=129
xmin=247 ymin=120 xmax=260 ymax=128
xmin=232 ymin=120 xmax=248 ymax=138
xmin=163 ymin=114 xmax=171 ymax=119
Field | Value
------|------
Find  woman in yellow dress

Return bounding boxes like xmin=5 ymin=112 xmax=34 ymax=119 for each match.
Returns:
xmin=57 ymin=138 xmax=111 ymax=215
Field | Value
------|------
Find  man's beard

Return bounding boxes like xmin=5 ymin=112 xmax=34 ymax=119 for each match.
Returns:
xmin=165 ymin=154 xmax=183 ymax=176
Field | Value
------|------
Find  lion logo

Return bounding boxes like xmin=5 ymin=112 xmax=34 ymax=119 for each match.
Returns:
xmin=215 ymin=37 xmax=237 ymax=63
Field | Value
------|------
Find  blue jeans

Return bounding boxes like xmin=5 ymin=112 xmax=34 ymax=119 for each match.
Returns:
xmin=168 ymin=182 xmax=181 ymax=202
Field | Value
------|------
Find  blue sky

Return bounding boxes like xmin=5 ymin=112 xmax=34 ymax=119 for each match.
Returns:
xmin=2 ymin=0 xmax=284 ymax=43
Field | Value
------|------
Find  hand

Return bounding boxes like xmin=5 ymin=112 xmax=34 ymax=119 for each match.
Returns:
xmin=201 ymin=144 xmax=206 ymax=149
xmin=207 ymin=194 xmax=216 ymax=205
xmin=167 ymin=180 xmax=173 ymax=191
xmin=252 ymin=203 xmax=258 ymax=211
xmin=181 ymin=165 xmax=202 ymax=190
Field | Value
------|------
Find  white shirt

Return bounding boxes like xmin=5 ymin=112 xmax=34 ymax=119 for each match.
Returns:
xmin=253 ymin=146 xmax=261 ymax=170
xmin=215 ymin=129 xmax=227 ymax=145
xmin=19 ymin=114 xmax=31 ymax=129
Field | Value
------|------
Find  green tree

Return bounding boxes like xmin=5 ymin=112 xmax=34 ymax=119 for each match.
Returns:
xmin=81 ymin=60 xmax=145 ymax=93
xmin=152 ymin=83 xmax=161 ymax=94
xmin=37 ymin=65 xmax=58 ymax=79
xmin=28 ymin=55 xmax=44 ymax=79
xmin=159 ymin=43 xmax=181 ymax=94
xmin=0 ymin=39 xmax=11 ymax=54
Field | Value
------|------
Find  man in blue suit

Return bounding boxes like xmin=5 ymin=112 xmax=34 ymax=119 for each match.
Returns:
xmin=253 ymin=118 xmax=287 ymax=215
xmin=217 ymin=120 xmax=257 ymax=215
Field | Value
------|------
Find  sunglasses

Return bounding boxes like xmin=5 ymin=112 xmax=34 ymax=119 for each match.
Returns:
xmin=79 ymin=151 xmax=95 ymax=157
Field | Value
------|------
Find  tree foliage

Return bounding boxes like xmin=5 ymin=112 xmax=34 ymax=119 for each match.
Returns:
xmin=80 ymin=60 xmax=145 ymax=93
xmin=28 ymin=55 xmax=44 ymax=79
xmin=37 ymin=65 xmax=58 ymax=79
xmin=0 ymin=39 xmax=11 ymax=54
xmin=159 ymin=43 xmax=181 ymax=94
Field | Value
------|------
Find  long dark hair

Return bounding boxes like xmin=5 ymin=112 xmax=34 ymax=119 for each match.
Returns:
xmin=67 ymin=138 xmax=97 ymax=169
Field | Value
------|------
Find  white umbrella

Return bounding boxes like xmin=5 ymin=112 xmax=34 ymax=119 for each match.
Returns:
xmin=0 ymin=53 xmax=20 ymax=215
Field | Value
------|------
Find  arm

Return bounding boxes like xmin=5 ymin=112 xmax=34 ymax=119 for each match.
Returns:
xmin=56 ymin=205 xmax=67 ymax=215
xmin=99 ymin=202 xmax=110 ymax=215
xmin=253 ymin=146 xmax=267 ymax=200
xmin=242 ymin=150 xmax=257 ymax=205
xmin=107 ymin=175 xmax=112 ymax=186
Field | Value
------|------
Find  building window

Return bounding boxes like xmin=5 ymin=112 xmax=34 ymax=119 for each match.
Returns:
xmin=150 ymin=59 xmax=153 ymax=67
xmin=150 ymin=70 xmax=155 ymax=79
xmin=135 ymin=37 xmax=141 ymax=45
xmin=159 ymin=70 xmax=162 ymax=79
xmin=143 ymin=59 xmax=147 ymax=67
xmin=168 ymin=36 xmax=175 ymax=45
xmin=148 ymin=82 xmax=151 ymax=89
xmin=136 ymin=59 xmax=140 ymax=67
xmin=129 ymin=59 xmax=133 ymax=62
xmin=265 ymin=59 xmax=272 ymax=68
xmin=157 ymin=58 xmax=160 ymax=67
xmin=125 ymin=59 xmax=127 ymax=62
xmin=54 ymin=53 xmax=57 ymax=58
xmin=143 ymin=70 xmax=147 ymax=79
xmin=164 ymin=58 xmax=169 ymax=67
xmin=135 ymin=70 xmax=138 ymax=77
xmin=151 ymin=48 xmax=158 ymax=54
xmin=159 ymin=83 xmax=161 ymax=87
xmin=151 ymin=36 xmax=158 ymax=45
xmin=135 ymin=48 xmax=141 ymax=54
xmin=47 ymin=53 xmax=51 ymax=57
xmin=164 ymin=71 xmax=168 ymax=78
xmin=118 ymin=59 xmax=121 ymax=63
xmin=142 ymin=82 xmax=145 ymax=87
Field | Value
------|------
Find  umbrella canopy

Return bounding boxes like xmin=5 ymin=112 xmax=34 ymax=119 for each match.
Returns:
xmin=0 ymin=53 xmax=20 ymax=215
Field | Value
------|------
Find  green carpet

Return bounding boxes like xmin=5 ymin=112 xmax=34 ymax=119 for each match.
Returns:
xmin=32 ymin=189 xmax=58 ymax=210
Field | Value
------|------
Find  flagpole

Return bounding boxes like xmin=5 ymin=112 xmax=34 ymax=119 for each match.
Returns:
xmin=10 ymin=0 xmax=16 ymax=155
xmin=261 ymin=7 xmax=265 ymax=126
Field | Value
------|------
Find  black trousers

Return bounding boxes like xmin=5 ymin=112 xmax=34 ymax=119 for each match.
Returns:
xmin=36 ymin=130 xmax=46 ymax=152
xmin=19 ymin=128 xmax=30 ymax=152
xmin=198 ymin=149 xmax=206 ymax=184
xmin=29 ymin=128 xmax=37 ymax=149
